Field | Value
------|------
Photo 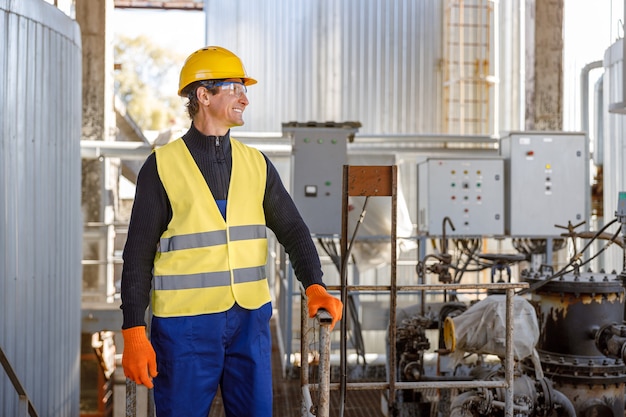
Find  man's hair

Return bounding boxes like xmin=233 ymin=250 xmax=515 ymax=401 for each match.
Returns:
xmin=183 ymin=80 xmax=223 ymax=119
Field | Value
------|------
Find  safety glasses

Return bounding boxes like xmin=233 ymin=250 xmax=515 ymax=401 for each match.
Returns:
xmin=213 ymin=81 xmax=247 ymax=98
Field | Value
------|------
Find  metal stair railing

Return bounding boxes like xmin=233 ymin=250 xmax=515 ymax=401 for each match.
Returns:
xmin=326 ymin=165 xmax=529 ymax=417
xmin=326 ymin=282 xmax=527 ymax=417
xmin=125 ymin=378 xmax=155 ymax=417
xmin=0 ymin=344 xmax=40 ymax=417
xmin=300 ymin=299 xmax=333 ymax=417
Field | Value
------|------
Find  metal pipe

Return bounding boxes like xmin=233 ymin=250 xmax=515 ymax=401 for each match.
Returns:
xmin=81 ymin=132 xmax=500 ymax=160
xmin=450 ymin=392 xmax=485 ymax=417
xmin=325 ymin=380 xmax=509 ymax=391
xmin=550 ymin=390 xmax=576 ymax=417
xmin=580 ymin=60 xmax=603 ymax=134
xmin=491 ymin=400 xmax=529 ymax=413
xmin=504 ymin=288 xmax=515 ymax=417
xmin=81 ymin=140 xmax=152 ymax=160
xmin=326 ymin=282 xmax=528 ymax=291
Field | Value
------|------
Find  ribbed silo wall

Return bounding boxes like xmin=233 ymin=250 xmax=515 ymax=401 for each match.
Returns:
xmin=602 ymin=38 xmax=626 ymax=273
xmin=205 ymin=0 xmax=443 ymax=134
xmin=0 ymin=1 xmax=82 ymax=416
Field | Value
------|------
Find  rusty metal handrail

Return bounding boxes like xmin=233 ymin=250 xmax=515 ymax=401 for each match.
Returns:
xmin=0 ymin=344 xmax=39 ymax=417
xmin=330 ymin=165 xmax=529 ymax=417
xmin=125 ymin=379 xmax=155 ymax=417
xmin=301 ymin=300 xmax=333 ymax=417
xmin=300 ymin=283 xmax=528 ymax=417
xmin=326 ymin=284 xmax=525 ymax=416
xmin=323 ymin=282 xmax=527 ymax=417
xmin=125 ymin=379 xmax=136 ymax=417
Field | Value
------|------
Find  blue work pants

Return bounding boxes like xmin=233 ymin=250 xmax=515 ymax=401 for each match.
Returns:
xmin=151 ymin=302 xmax=273 ymax=417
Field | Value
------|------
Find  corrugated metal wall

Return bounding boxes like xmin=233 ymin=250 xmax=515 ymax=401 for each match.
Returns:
xmin=204 ymin=0 xmax=443 ymax=134
xmin=202 ymin=0 xmax=524 ymax=136
xmin=0 ymin=1 xmax=82 ymax=416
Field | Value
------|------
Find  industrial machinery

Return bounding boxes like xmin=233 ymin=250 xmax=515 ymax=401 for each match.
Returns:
xmin=522 ymin=268 xmax=626 ymax=416
xmin=385 ymin=193 xmax=626 ymax=416
xmin=287 ymin=125 xmax=626 ymax=416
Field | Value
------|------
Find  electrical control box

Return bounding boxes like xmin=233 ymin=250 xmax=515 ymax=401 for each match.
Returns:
xmin=417 ymin=158 xmax=505 ymax=236
xmin=500 ymin=132 xmax=589 ymax=236
xmin=283 ymin=122 xmax=360 ymax=236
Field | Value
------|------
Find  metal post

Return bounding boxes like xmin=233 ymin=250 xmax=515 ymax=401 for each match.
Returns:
xmin=301 ymin=292 xmax=312 ymax=417
xmin=547 ymin=237 xmax=553 ymax=267
xmin=504 ymin=288 xmax=515 ymax=417
xmin=340 ymin=165 xmax=397 ymax=416
xmin=301 ymin=305 xmax=333 ymax=417
xmin=126 ymin=378 xmax=136 ymax=417
xmin=148 ymin=389 xmax=155 ymax=417
xmin=317 ymin=311 xmax=333 ymax=417
xmin=389 ymin=166 xmax=398 ymax=412
xmin=18 ymin=396 xmax=28 ymax=417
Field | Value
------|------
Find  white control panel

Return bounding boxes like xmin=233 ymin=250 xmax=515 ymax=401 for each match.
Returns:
xmin=418 ymin=158 xmax=505 ymax=236
xmin=284 ymin=122 xmax=360 ymax=236
xmin=500 ymin=132 xmax=588 ymax=236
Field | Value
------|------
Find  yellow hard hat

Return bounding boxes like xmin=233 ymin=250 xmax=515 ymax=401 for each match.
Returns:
xmin=178 ymin=46 xmax=257 ymax=96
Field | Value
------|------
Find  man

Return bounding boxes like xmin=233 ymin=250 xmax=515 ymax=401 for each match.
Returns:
xmin=120 ymin=46 xmax=343 ymax=417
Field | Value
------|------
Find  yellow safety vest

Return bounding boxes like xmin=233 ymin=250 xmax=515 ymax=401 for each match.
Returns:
xmin=151 ymin=137 xmax=271 ymax=317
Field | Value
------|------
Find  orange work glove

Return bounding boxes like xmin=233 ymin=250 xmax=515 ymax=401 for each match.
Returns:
xmin=305 ymin=284 xmax=343 ymax=330
xmin=122 ymin=326 xmax=158 ymax=388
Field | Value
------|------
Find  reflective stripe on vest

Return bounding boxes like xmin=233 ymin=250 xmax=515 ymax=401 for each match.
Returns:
xmin=152 ymin=138 xmax=271 ymax=317
xmin=158 ymin=224 xmax=266 ymax=252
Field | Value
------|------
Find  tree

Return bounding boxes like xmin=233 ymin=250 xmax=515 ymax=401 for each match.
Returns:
xmin=114 ymin=35 xmax=188 ymax=131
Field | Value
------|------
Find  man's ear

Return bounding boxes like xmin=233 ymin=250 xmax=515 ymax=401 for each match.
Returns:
xmin=197 ymin=86 xmax=211 ymax=106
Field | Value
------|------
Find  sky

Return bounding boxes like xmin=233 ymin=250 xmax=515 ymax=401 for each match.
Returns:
xmin=562 ymin=0 xmax=623 ymax=132
xmin=113 ymin=8 xmax=206 ymax=55
xmin=113 ymin=8 xmax=207 ymax=121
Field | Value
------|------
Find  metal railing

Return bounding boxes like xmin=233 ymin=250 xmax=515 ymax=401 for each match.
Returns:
xmin=300 ymin=302 xmax=333 ymax=417
xmin=318 ymin=164 xmax=530 ymax=417
xmin=125 ymin=378 xmax=154 ymax=417
xmin=0 ymin=345 xmax=40 ymax=417
xmin=324 ymin=282 xmax=527 ymax=417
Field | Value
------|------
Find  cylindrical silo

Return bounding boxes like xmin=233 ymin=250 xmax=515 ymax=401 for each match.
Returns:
xmin=602 ymin=39 xmax=626 ymax=273
xmin=0 ymin=1 xmax=82 ymax=416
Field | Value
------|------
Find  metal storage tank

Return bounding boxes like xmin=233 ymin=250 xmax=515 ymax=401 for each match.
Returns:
xmin=0 ymin=1 xmax=82 ymax=416
xmin=602 ymin=38 xmax=626 ymax=273
xmin=202 ymin=0 xmax=525 ymax=136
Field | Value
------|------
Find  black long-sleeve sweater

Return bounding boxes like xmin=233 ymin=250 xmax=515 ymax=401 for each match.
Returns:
xmin=120 ymin=125 xmax=324 ymax=329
